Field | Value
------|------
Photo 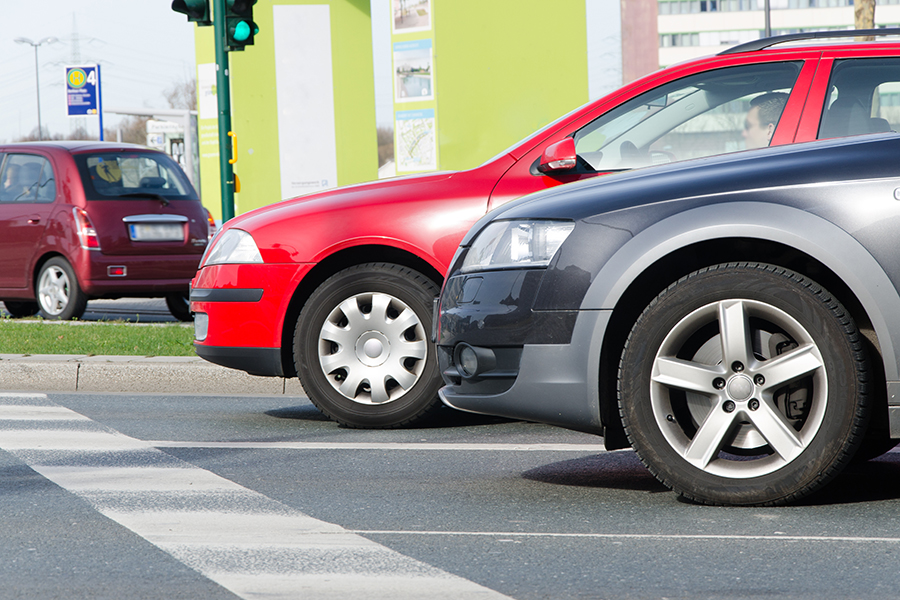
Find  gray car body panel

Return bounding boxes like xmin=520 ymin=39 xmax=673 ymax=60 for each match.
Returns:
xmin=581 ymin=199 xmax=900 ymax=379
xmin=439 ymin=134 xmax=900 ymax=437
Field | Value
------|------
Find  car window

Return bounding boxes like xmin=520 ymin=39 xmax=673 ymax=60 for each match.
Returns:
xmin=75 ymin=152 xmax=197 ymax=200
xmin=0 ymin=154 xmax=55 ymax=203
xmin=819 ymin=58 xmax=900 ymax=139
xmin=573 ymin=62 xmax=803 ymax=172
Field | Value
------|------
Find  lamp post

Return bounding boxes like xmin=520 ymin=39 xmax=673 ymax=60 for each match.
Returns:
xmin=14 ymin=36 xmax=58 ymax=141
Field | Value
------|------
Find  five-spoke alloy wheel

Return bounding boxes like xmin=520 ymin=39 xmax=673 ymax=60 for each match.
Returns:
xmin=619 ymin=263 xmax=870 ymax=505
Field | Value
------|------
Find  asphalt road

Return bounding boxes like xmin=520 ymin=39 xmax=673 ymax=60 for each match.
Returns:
xmin=2 ymin=391 xmax=900 ymax=599
xmin=1 ymin=298 xmax=179 ymax=323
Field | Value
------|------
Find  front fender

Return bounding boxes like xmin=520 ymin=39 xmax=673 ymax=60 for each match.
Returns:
xmin=582 ymin=201 xmax=900 ymax=379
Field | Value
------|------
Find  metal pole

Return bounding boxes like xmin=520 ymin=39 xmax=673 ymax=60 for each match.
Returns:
xmin=33 ymin=45 xmax=42 ymax=141
xmin=213 ymin=0 xmax=235 ymax=222
xmin=96 ymin=64 xmax=104 ymax=141
xmin=764 ymin=0 xmax=771 ymax=38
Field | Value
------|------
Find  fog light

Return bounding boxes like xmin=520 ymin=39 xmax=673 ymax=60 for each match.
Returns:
xmin=194 ymin=312 xmax=209 ymax=341
xmin=107 ymin=265 xmax=126 ymax=277
xmin=453 ymin=343 xmax=497 ymax=379
xmin=458 ymin=345 xmax=478 ymax=377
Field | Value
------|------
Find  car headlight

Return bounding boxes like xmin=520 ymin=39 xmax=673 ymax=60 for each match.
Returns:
xmin=203 ymin=228 xmax=263 ymax=266
xmin=461 ymin=220 xmax=574 ymax=273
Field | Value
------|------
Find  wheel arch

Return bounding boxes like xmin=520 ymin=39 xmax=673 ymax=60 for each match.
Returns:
xmin=277 ymin=244 xmax=445 ymax=378
xmin=31 ymin=251 xmax=67 ymax=295
xmin=588 ymin=202 xmax=899 ymax=448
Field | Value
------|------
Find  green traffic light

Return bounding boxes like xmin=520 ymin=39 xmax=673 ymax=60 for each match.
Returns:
xmin=233 ymin=20 xmax=251 ymax=42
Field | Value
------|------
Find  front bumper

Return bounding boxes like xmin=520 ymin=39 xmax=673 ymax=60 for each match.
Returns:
xmin=438 ymin=310 xmax=610 ymax=435
xmin=193 ymin=344 xmax=284 ymax=377
xmin=190 ymin=262 xmax=314 ymax=375
xmin=437 ymin=268 xmax=610 ymax=435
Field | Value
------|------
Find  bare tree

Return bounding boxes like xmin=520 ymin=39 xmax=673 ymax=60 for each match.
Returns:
xmin=104 ymin=115 xmax=151 ymax=146
xmin=855 ymin=0 xmax=876 ymax=40
xmin=15 ymin=127 xmax=62 ymax=142
xmin=164 ymin=77 xmax=198 ymax=111
xmin=377 ymin=126 xmax=394 ymax=168
xmin=66 ymin=125 xmax=94 ymax=141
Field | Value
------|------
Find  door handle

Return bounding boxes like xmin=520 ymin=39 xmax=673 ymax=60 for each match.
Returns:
xmin=27 ymin=217 xmax=41 ymax=225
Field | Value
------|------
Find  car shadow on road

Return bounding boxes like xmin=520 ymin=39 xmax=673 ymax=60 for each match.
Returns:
xmin=264 ymin=404 xmax=514 ymax=428
xmin=522 ymin=451 xmax=669 ymax=493
xmin=798 ymin=452 xmax=900 ymax=505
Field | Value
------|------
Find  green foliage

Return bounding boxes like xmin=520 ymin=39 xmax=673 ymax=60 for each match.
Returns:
xmin=0 ymin=320 xmax=195 ymax=357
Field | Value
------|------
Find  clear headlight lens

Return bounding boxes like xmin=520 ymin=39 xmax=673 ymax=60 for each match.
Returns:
xmin=203 ymin=228 xmax=263 ymax=266
xmin=461 ymin=220 xmax=574 ymax=273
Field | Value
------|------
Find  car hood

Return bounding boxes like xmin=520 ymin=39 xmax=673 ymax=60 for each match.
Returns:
xmin=461 ymin=133 xmax=900 ymax=245
xmin=227 ymin=170 xmax=456 ymax=231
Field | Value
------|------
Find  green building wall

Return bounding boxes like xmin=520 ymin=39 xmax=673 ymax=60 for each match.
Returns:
xmin=195 ymin=0 xmax=593 ymax=219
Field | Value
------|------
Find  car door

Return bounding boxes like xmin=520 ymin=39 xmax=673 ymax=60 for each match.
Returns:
xmin=489 ymin=55 xmax=820 ymax=211
xmin=0 ymin=153 xmax=57 ymax=290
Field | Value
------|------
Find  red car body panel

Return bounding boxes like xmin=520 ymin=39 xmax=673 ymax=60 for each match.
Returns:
xmin=191 ymin=42 xmax=895 ymax=379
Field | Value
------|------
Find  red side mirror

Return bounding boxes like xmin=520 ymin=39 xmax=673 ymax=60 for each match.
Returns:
xmin=538 ymin=138 xmax=577 ymax=174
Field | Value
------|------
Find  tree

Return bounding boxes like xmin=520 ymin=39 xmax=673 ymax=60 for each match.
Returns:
xmin=855 ymin=0 xmax=875 ymax=41
xmin=377 ymin=126 xmax=394 ymax=168
xmin=164 ymin=77 xmax=197 ymax=111
xmin=104 ymin=115 xmax=151 ymax=146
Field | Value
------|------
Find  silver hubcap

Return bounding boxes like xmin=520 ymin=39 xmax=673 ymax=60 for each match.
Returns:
xmin=651 ymin=299 xmax=827 ymax=479
xmin=318 ymin=292 xmax=427 ymax=405
xmin=38 ymin=266 xmax=71 ymax=316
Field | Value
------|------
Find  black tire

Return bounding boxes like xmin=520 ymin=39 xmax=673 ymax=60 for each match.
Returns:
xmin=294 ymin=263 xmax=441 ymax=428
xmin=36 ymin=257 xmax=88 ymax=321
xmin=618 ymin=263 xmax=870 ymax=506
xmin=3 ymin=301 xmax=40 ymax=318
xmin=165 ymin=292 xmax=193 ymax=322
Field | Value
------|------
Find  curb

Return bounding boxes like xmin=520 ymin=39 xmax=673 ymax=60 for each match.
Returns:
xmin=0 ymin=354 xmax=306 ymax=396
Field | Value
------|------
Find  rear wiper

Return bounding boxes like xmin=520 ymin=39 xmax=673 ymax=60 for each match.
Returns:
xmin=118 ymin=192 xmax=170 ymax=206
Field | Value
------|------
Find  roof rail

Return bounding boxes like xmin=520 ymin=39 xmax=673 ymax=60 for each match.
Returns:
xmin=719 ymin=28 xmax=900 ymax=55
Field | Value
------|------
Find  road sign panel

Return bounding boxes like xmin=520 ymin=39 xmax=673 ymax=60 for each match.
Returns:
xmin=66 ymin=65 xmax=101 ymax=116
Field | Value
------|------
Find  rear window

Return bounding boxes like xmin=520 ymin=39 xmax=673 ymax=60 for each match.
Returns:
xmin=75 ymin=152 xmax=198 ymax=200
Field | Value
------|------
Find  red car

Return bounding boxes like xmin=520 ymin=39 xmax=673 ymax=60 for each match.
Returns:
xmin=0 ymin=141 xmax=214 ymax=321
xmin=191 ymin=30 xmax=900 ymax=428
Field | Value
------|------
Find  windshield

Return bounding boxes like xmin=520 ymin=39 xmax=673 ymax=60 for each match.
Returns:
xmin=75 ymin=152 xmax=198 ymax=200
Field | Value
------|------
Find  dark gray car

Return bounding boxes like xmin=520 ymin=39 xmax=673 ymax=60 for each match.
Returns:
xmin=436 ymin=132 xmax=900 ymax=506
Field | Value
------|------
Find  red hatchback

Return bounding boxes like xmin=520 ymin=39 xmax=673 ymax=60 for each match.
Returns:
xmin=191 ymin=30 xmax=900 ymax=428
xmin=0 ymin=141 xmax=212 ymax=321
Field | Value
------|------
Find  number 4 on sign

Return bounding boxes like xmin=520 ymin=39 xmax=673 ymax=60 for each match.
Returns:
xmin=86 ymin=69 xmax=97 ymax=86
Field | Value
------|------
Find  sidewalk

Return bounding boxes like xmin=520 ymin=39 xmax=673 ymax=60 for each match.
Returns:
xmin=0 ymin=354 xmax=306 ymax=396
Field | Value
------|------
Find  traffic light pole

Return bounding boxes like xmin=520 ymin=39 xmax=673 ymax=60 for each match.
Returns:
xmin=213 ymin=0 xmax=236 ymax=222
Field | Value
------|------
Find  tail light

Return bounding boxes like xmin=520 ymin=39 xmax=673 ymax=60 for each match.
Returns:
xmin=73 ymin=208 xmax=101 ymax=250
xmin=205 ymin=208 xmax=217 ymax=240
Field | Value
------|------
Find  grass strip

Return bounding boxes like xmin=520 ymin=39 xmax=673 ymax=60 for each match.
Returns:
xmin=0 ymin=320 xmax=195 ymax=356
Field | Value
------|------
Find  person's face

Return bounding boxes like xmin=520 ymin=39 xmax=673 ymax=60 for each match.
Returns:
xmin=743 ymin=106 xmax=775 ymax=149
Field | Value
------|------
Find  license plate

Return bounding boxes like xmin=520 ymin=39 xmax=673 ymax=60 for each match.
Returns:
xmin=128 ymin=223 xmax=184 ymax=242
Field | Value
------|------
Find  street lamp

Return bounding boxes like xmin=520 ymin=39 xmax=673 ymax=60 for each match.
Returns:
xmin=14 ymin=36 xmax=58 ymax=141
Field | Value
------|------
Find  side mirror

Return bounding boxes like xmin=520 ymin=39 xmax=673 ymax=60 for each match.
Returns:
xmin=537 ymin=138 xmax=577 ymax=174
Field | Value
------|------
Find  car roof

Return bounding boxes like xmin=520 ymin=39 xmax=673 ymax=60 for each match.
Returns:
xmin=0 ymin=141 xmax=159 ymax=154
xmin=720 ymin=27 xmax=900 ymax=55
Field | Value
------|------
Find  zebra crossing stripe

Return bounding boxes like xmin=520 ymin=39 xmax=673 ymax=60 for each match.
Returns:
xmin=0 ymin=396 xmax=511 ymax=600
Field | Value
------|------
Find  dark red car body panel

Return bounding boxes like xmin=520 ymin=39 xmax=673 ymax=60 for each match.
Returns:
xmin=0 ymin=141 xmax=208 ymax=302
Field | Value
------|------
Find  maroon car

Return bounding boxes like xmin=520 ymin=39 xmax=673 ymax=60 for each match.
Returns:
xmin=0 ymin=141 xmax=214 ymax=321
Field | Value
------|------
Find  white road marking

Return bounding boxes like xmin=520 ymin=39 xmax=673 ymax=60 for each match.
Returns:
xmin=149 ymin=441 xmax=609 ymax=451
xmin=0 ymin=398 xmax=512 ymax=600
xmin=349 ymin=530 xmax=900 ymax=544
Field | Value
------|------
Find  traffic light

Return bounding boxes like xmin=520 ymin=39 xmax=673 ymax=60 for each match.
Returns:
xmin=171 ymin=0 xmax=212 ymax=26
xmin=225 ymin=0 xmax=258 ymax=51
